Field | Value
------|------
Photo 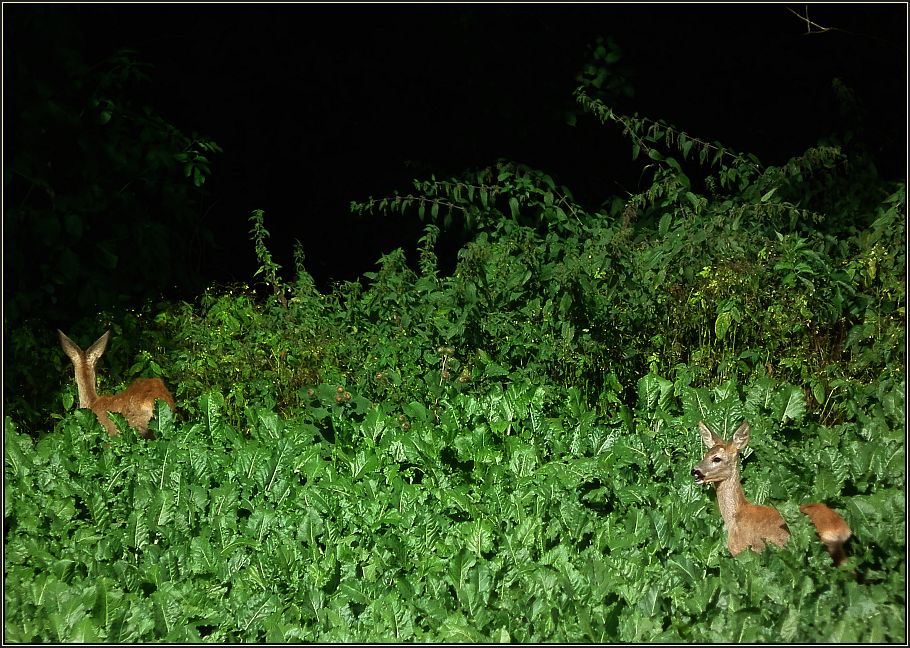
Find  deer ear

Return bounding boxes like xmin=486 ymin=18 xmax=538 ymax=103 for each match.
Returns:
xmin=58 ymin=330 xmax=79 ymax=357
xmin=731 ymin=421 xmax=751 ymax=449
xmin=86 ymin=331 xmax=111 ymax=363
xmin=698 ymin=421 xmax=720 ymax=449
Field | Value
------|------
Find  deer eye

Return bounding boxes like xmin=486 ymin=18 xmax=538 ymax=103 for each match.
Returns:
xmin=712 ymin=457 xmax=722 ymax=463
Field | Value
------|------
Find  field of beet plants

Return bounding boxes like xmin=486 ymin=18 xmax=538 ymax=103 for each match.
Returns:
xmin=5 ymin=93 xmax=906 ymax=642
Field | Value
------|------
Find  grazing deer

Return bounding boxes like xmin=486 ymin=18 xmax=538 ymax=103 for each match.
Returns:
xmin=692 ymin=421 xmax=852 ymax=566
xmin=58 ymin=330 xmax=175 ymax=439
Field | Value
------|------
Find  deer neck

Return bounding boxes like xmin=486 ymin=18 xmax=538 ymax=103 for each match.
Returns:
xmin=73 ymin=358 xmax=99 ymax=408
xmin=714 ymin=466 xmax=747 ymax=531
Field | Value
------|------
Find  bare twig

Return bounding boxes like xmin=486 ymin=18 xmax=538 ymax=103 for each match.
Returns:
xmin=786 ymin=5 xmax=896 ymax=46
xmin=787 ymin=5 xmax=835 ymax=35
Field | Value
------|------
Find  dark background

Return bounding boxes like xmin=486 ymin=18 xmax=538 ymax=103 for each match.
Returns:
xmin=4 ymin=3 xmax=906 ymax=299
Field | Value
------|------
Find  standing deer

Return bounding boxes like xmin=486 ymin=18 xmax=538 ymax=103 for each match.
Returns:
xmin=692 ymin=421 xmax=852 ymax=566
xmin=58 ymin=330 xmax=175 ymax=439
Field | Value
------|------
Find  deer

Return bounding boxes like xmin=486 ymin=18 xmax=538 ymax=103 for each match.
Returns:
xmin=58 ymin=330 xmax=175 ymax=439
xmin=692 ymin=420 xmax=852 ymax=566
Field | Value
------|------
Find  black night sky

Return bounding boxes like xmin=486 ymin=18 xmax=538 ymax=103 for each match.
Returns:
xmin=4 ymin=3 xmax=907 ymax=305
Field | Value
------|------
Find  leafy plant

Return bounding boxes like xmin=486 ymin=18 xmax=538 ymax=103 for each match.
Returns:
xmin=5 ymin=32 xmax=903 ymax=643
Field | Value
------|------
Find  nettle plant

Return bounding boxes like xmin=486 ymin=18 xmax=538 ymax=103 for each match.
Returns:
xmin=352 ymin=86 xmax=904 ymax=417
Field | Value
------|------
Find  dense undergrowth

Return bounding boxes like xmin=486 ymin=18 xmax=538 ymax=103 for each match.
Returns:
xmin=5 ymin=77 xmax=906 ymax=641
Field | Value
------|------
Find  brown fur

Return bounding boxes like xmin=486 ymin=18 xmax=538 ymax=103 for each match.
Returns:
xmin=692 ymin=421 xmax=851 ymax=566
xmin=58 ymin=330 xmax=175 ymax=439
xmin=799 ymin=502 xmax=852 ymax=566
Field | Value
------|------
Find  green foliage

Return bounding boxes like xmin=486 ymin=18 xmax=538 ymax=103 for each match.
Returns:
xmin=350 ymin=157 xmax=903 ymax=425
xmin=6 ymin=369 xmax=904 ymax=641
xmin=158 ymin=288 xmax=332 ymax=430
xmin=249 ymin=209 xmax=290 ymax=309
xmin=566 ymin=35 xmax=635 ymax=127
xmin=5 ymin=39 xmax=904 ymax=643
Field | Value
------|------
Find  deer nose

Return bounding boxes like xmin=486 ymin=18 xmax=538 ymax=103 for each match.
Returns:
xmin=691 ymin=468 xmax=704 ymax=480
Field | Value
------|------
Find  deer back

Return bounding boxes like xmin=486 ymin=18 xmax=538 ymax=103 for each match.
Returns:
xmin=59 ymin=330 xmax=174 ymax=438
